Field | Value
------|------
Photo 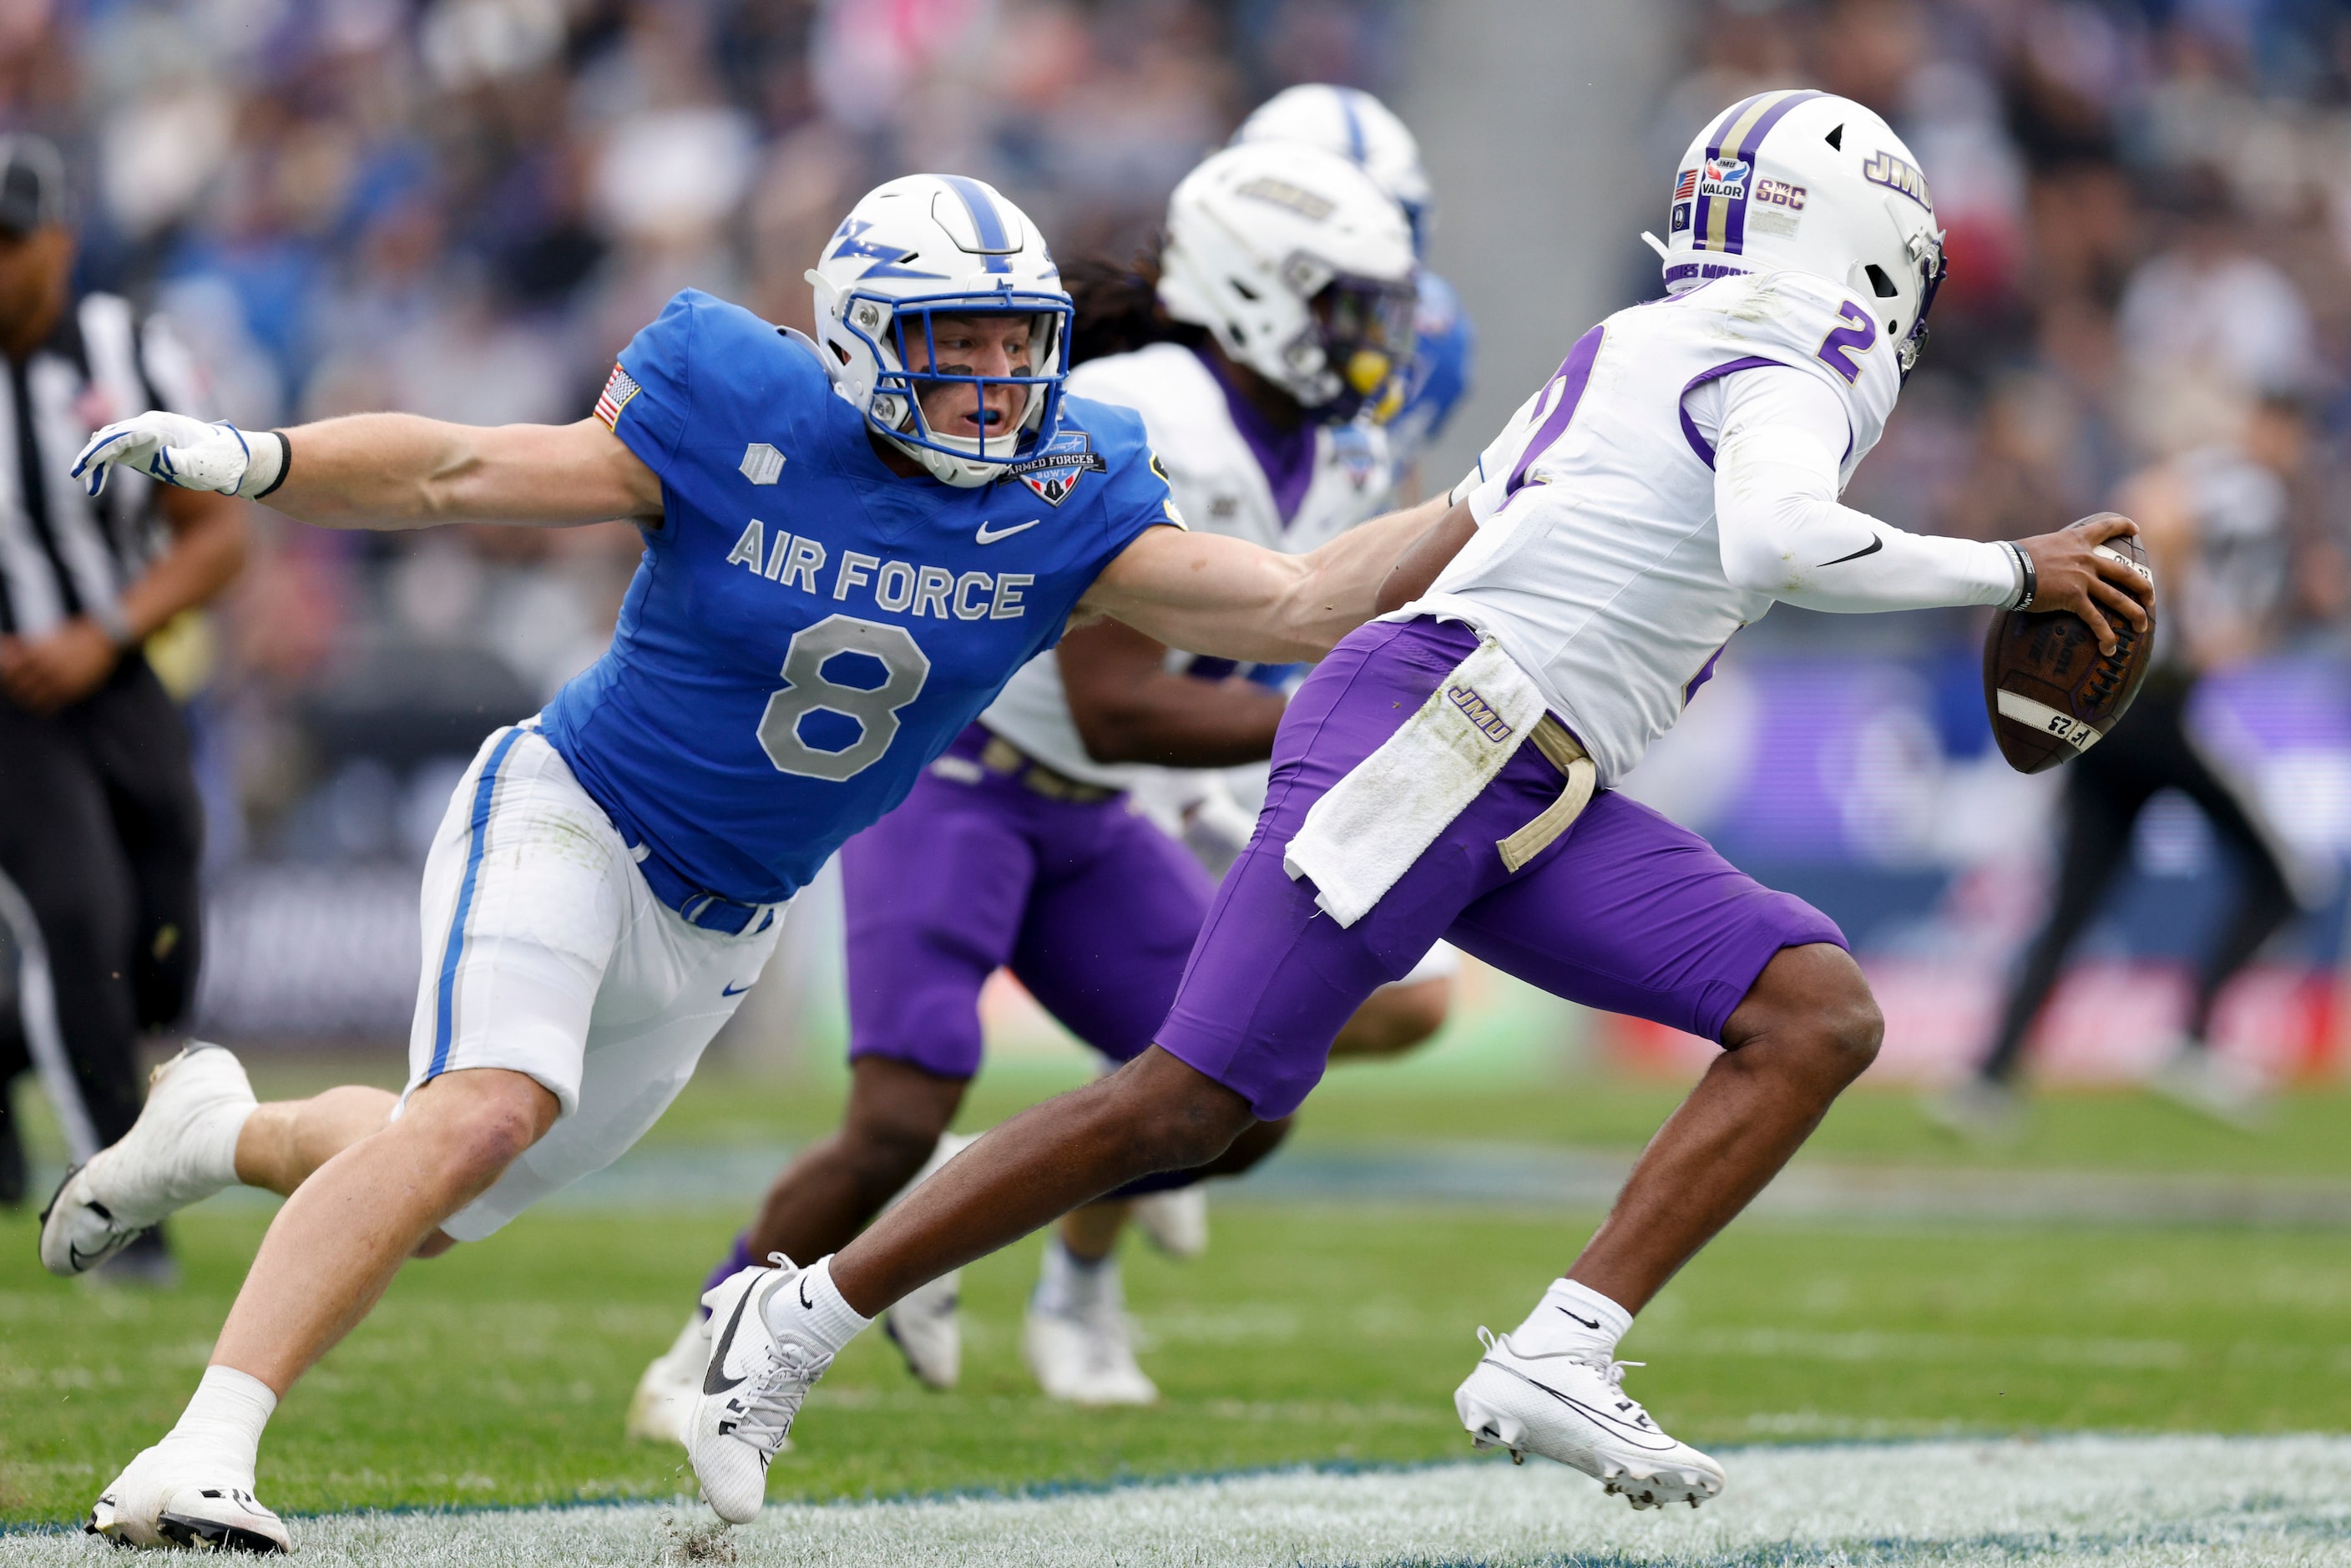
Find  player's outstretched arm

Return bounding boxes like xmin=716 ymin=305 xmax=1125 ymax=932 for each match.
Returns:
xmin=1084 ymin=495 xmax=1453 ymax=663
xmin=72 ymin=412 xmax=662 ymax=530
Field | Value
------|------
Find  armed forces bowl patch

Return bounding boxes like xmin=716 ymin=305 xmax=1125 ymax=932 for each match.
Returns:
xmin=594 ymin=363 xmax=642 ymax=428
xmin=1009 ymin=429 xmax=1105 ymax=507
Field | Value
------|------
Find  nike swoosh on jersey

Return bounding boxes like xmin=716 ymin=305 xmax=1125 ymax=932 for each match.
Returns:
xmin=1483 ymin=1359 xmax=1678 ymax=1449
xmin=705 ymin=1282 xmax=760 ymax=1395
xmin=1818 ymin=535 xmax=1884 ymax=567
xmin=722 ymin=981 xmax=751 ymax=996
xmin=974 ymin=518 xmax=1041 ymax=544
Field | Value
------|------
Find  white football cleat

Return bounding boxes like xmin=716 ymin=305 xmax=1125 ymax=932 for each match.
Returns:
xmin=2148 ymin=1041 xmax=2271 ymax=1130
xmin=42 ymin=1043 xmax=254 ymax=1277
xmin=625 ymin=1311 xmax=710 ymax=1446
xmin=690 ymin=1258 xmax=829 ymax=1525
xmin=1131 ymin=1185 xmax=1209 ymax=1258
xmin=882 ymin=1266 xmax=961 ymax=1390
xmin=1023 ymin=1293 xmax=1159 ymax=1406
xmin=87 ymin=1444 xmax=291 ymax=1553
xmin=1455 ymin=1328 xmax=1723 ymax=1510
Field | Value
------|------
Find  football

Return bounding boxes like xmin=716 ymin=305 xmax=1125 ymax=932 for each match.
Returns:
xmin=1982 ymin=516 xmax=2156 ymax=774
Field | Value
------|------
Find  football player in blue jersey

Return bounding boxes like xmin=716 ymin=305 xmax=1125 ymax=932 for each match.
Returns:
xmin=50 ymin=172 xmax=1458 ymax=1553
xmin=626 ymin=141 xmax=1443 ymax=1433
xmin=1231 ymin=84 xmax=1477 ymax=482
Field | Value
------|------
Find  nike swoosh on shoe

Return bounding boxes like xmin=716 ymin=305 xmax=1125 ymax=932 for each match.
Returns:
xmin=705 ymin=1285 xmax=758 ymax=1396
xmin=1483 ymin=1359 xmax=1681 ymax=1450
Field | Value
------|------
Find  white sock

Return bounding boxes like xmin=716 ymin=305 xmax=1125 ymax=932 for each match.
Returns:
xmin=159 ymin=1366 xmax=276 ymax=1481
xmin=761 ymin=1255 xmax=871 ymax=1355
xmin=193 ymin=1099 xmax=254 ymax=1192
xmin=1034 ymin=1237 xmax=1115 ymax=1317
xmin=1511 ymin=1277 xmax=1633 ymax=1359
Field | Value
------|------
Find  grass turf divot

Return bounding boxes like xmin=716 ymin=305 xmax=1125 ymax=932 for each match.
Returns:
xmin=3 ymin=1434 xmax=2346 ymax=1567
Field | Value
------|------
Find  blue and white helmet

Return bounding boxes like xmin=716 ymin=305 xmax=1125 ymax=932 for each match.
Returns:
xmin=808 ymin=174 xmax=1073 ymax=488
xmin=1231 ymin=83 xmax=1433 ymax=254
xmin=1655 ymin=90 xmax=1946 ymax=380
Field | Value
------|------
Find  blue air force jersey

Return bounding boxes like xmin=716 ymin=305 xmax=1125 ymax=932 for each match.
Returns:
xmin=540 ymin=290 xmax=1181 ymax=908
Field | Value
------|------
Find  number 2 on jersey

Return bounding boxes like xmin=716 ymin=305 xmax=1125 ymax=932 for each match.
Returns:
xmin=756 ymin=615 xmax=931 ymax=781
xmin=1816 ymin=301 xmax=1878 ymax=384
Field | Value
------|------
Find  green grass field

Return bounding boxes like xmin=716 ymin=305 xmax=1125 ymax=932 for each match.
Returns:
xmin=5 ymin=1051 xmax=2351 ymax=1530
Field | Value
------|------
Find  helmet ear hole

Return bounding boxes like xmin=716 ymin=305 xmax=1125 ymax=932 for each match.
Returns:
xmin=1825 ymin=123 xmax=1843 ymax=150
xmin=1865 ymin=264 xmax=1899 ymax=298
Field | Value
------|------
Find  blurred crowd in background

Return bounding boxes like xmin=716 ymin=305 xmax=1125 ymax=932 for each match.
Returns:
xmin=10 ymin=0 xmax=2351 ymax=1073
xmin=1 ymin=0 xmax=1403 ymax=884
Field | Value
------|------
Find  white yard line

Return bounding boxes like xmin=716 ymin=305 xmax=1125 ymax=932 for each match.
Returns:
xmin=6 ymin=1434 xmax=2348 ymax=1566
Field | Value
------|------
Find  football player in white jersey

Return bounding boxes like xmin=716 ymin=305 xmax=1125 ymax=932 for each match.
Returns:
xmin=629 ymin=142 xmax=1435 ymax=1430
xmin=1230 ymin=83 xmax=1478 ymax=481
xmin=682 ymin=90 xmax=2152 ymax=1520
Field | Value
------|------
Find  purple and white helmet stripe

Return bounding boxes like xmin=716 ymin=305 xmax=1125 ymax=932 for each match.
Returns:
xmin=1692 ymin=88 xmax=1824 ymax=255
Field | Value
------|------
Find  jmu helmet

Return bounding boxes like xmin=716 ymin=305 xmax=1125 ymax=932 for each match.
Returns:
xmin=1157 ymin=142 xmax=1418 ymax=422
xmin=1655 ymin=90 xmax=1947 ymax=381
xmin=1231 ymin=83 xmax=1433 ymax=254
xmin=808 ymin=174 xmax=1072 ymax=488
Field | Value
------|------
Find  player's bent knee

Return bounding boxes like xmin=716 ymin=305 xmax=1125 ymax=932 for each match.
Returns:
xmin=1332 ymin=978 xmax=1452 ymax=1058
xmin=1727 ymin=943 xmax=1883 ymax=1079
xmin=405 ymin=1069 xmax=560 ymax=1186
xmin=1108 ymin=1047 xmax=1256 ymax=1171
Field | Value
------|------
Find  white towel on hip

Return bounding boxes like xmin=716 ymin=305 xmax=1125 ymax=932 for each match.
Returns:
xmin=1283 ymin=636 xmax=1549 ymax=927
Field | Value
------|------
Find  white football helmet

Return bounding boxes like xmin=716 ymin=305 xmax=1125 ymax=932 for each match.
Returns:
xmin=1654 ymin=89 xmax=1947 ymax=380
xmin=808 ymin=174 xmax=1072 ymax=487
xmin=1231 ymin=83 xmax=1433 ymax=253
xmin=1157 ymin=142 xmax=1417 ymax=421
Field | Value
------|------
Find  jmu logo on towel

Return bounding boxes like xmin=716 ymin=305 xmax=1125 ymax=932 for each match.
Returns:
xmin=1447 ymin=683 xmax=1515 ymax=744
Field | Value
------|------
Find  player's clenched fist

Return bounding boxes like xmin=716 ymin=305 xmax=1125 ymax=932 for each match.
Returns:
xmin=2015 ymin=512 xmax=2155 ymax=655
xmin=71 ymin=411 xmax=287 ymax=500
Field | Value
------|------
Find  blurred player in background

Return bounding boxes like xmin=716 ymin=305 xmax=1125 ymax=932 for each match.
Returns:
xmin=1231 ymin=83 xmax=1478 ymax=488
xmin=630 ymin=136 xmax=1439 ymax=1434
xmin=1935 ymin=393 xmax=2308 ymax=1137
xmin=49 ymin=172 xmax=1449 ymax=1552
xmin=0 ymin=134 xmax=245 ymax=1281
xmin=685 ymin=89 xmax=2156 ymax=1525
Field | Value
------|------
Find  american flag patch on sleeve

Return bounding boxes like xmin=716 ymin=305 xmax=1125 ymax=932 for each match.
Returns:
xmin=593 ymin=363 xmax=642 ymax=428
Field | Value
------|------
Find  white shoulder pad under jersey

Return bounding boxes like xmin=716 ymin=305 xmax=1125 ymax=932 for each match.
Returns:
xmin=1060 ymin=341 xmax=1395 ymax=551
xmin=981 ymin=341 xmax=1397 ymax=791
xmin=1401 ymin=270 xmax=1901 ymax=787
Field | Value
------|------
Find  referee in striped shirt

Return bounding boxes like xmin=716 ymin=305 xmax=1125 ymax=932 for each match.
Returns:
xmin=0 ymin=134 xmax=246 ymax=1279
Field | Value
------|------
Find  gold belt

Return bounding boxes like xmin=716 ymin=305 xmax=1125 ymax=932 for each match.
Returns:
xmin=1496 ymin=716 xmax=1597 ymax=873
xmin=976 ymin=734 xmax=1124 ymax=805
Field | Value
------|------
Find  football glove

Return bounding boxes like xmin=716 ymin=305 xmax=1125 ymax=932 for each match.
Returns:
xmin=72 ymin=412 xmax=286 ymax=500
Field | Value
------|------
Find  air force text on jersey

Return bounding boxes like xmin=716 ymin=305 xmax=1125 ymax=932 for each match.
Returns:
xmin=720 ymin=518 xmax=1038 ymax=623
xmin=537 ymin=290 xmax=1181 ymax=918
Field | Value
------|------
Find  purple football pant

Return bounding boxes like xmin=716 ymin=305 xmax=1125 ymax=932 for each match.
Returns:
xmin=1157 ymin=617 xmax=1848 ymax=1120
xmin=841 ymin=724 xmax=1215 ymax=1077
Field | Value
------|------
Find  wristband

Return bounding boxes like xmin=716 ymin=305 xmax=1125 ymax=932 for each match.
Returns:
xmin=257 ymin=429 xmax=291 ymax=498
xmin=2005 ymin=541 xmax=2035 ymax=611
xmin=237 ymin=428 xmax=290 ymax=501
xmin=88 ymin=596 xmax=137 ymax=650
